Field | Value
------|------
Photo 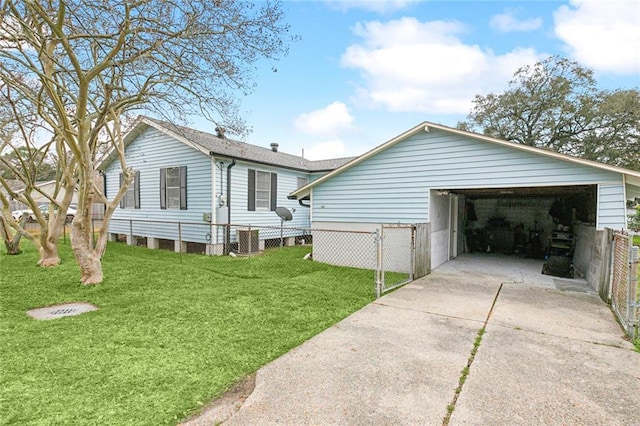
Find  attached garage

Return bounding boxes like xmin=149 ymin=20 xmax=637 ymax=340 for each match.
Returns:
xmin=290 ymin=122 xmax=640 ymax=289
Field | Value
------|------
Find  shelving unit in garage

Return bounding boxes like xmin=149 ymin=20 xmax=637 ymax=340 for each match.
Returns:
xmin=542 ymin=229 xmax=576 ymax=278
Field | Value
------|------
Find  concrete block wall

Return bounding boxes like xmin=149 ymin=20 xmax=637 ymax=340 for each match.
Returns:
xmin=471 ymin=197 xmax=557 ymax=248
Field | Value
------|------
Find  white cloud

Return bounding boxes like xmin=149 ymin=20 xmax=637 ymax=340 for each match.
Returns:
xmin=554 ymin=0 xmax=640 ymax=74
xmin=303 ymin=139 xmax=347 ymax=161
xmin=294 ymin=102 xmax=355 ymax=136
xmin=490 ymin=10 xmax=543 ymax=33
xmin=341 ymin=17 xmax=542 ymax=114
xmin=321 ymin=0 xmax=420 ymax=13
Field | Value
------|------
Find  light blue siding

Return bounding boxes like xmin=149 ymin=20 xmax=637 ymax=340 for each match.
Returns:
xmin=312 ymin=129 xmax=624 ymax=229
xmin=105 ymin=127 xmax=213 ymax=243
xmin=598 ymin=184 xmax=626 ymax=229
xmin=222 ymin=161 xmax=311 ymax=243
xmin=105 ymin=127 xmax=312 ymax=244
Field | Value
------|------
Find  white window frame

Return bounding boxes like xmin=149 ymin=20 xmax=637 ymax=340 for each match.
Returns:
xmin=165 ymin=167 xmax=181 ymax=209
xmin=255 ymin=170 xmax=271 ymax=210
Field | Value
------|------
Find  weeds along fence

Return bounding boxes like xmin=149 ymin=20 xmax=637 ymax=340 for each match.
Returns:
xmin=106 ymin=218 xmax=430 ymax=297
xmin=609 ymin=230 xmax=639 ymax=338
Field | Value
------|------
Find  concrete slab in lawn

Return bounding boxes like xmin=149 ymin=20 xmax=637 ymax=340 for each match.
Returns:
xmin=26 ymin=302 xmax=98 ymax=320
xmin=451 ymin=327 xmax=640 ymax=425
xmin=225 ymin=301 xmax=481 ymax=425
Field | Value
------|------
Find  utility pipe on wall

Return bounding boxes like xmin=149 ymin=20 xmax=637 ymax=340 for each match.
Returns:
xmin=224 ymin=159 xmax=236 ymax=254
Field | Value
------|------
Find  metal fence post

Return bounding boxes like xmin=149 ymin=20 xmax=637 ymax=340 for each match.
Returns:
xmin=375 ymin=228 xmax=384 ymax=298
xmin=409 ymin=224 xmax=416 ymax=281
xmin=629 ymin=245 xmax=639 ymax=338
xmin=248 ymin=224 xmax=252 ymax=256
xmin=129 ymin=219 xmax=133 ymax=247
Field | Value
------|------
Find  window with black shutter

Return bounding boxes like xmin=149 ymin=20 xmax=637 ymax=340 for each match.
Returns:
xmin=248 ymin=169 xmax=277 ymax=211
xmin=119 ymin=170 xmax=140 ymax=209
xmin=160 ymin=166 xmax=187 ymax=210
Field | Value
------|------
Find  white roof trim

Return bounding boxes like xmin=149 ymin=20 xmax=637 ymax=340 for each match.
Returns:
xmin=139 ymin=117 xmax=210 ymax=156
xmin=290 ymin=120 xmax=640 ymax=199
xmin=97 ymin=115 xmax=211 ymax=170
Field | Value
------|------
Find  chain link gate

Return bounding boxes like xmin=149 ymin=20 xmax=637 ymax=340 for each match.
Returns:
xmin=610 ymin=230 xmax=639 ymax=338
xmin=376 ymin=224 xmax=429 ymax=297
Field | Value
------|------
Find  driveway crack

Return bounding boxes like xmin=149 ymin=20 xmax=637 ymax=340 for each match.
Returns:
xmin=442 ymin=282 xmax=504 ymax=425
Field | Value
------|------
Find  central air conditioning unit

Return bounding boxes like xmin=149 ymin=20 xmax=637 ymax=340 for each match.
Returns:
xmin=237 ymin=229 xmax=259 ymax=254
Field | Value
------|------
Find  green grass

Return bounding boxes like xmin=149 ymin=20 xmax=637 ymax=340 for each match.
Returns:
xmin=0 ymin=241 xmax=376 ymax=425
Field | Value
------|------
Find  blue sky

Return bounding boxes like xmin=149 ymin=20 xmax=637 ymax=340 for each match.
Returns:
xmin=203 ymin=0 xmax=640 ymax=160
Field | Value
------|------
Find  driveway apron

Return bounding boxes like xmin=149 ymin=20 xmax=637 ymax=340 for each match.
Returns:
xmin=222 ymin=255 xmax=639 ymax=425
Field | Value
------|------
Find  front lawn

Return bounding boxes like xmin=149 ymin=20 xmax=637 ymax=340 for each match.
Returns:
xmin=0 ymin=241 xmax=376 ymax=425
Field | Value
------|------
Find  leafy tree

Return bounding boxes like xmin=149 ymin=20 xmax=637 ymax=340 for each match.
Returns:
xmin=0 ymin=0 xmax=291 ymax=283
xmin=629 ymin=205 xmax=640 ymax=231
xmin=458 ymin=56 xmax=640 ymax=170
xmin=0 ymin=148 xmax=58 ymax=182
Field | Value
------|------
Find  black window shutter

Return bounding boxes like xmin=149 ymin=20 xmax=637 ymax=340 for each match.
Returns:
xmin=179 ymin=166 xmax=187 ymax=210
xmin=134 ymin=170 xmax=141 ymax=209
xmin=119 ymin=173 xmax=125 ymax=208
xmin=159 ymin=168 xmax=166 ymax=209
xmin=247 ymin=169 xmax=255 ymax=211
xmin=270 ymin=173 xmax=277 ymax=211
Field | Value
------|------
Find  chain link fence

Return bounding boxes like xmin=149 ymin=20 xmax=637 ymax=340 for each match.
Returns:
xmin=610 ymin=230 xmax=639 ymax=338
xmin=379 ymin=225 xmax=414 ymax=295
xmin=105 ymin=219 xmax=429 ymax=297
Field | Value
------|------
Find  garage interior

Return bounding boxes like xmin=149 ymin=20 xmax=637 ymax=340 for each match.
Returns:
xmin=447 ymin=184 xmax=597 ymax=279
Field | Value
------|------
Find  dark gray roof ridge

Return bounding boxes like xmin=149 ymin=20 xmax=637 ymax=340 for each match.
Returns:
xmin=144 ymin=117 xmax=353 ymax=172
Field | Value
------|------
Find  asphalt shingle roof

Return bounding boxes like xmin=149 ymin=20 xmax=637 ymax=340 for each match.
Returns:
xmin=144 ymin=117 xmax=354 ymax=172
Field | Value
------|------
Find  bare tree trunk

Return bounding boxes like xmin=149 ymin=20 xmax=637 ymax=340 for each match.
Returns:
xmin=0 ymin=216 xmax=22 ymax=255
xmin=70 ymin=213 xmax=103 ymax=285
xmin=37 ymin=239 xmax=60 ymax=266
xmin=36 ymin=214 xmax=65 ymax=267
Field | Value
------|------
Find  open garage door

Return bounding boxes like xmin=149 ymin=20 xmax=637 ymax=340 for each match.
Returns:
xmin=453 ymin=184 xmax=596 ymax=256
xmin=432 ymin=184 xmax=598 ymax=277
xmin=457 ymin=185 xmax=595 ymax=253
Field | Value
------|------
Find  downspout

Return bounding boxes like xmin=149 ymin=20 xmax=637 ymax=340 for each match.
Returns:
xmin=298 ymin=198 xmax=310 ymax=208
xmin=224 ymin=159 xmax=236 ymax=254
xmin=288 ymin=194 xmax=310 ymax=208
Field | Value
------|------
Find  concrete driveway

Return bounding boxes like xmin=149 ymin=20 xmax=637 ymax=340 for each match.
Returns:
xmin=197 ymin=254 xmax=640 ymax=425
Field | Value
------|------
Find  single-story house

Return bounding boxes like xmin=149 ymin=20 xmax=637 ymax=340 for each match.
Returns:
xmin=101 ymin=116 xmax=351 ymax=253
xmin=289 ymin=121 xmax=640 ymax=288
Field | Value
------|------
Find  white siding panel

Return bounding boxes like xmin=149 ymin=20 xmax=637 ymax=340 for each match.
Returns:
xmin=430 ymin=191 xmax=450 ymax=268
xmin=431 ymin=229 xmax=449 ymax=269
xmin=597 ymin=184 xmax=626 ymax=230
xmin=312 ymin=129 xmax=623 ymax=225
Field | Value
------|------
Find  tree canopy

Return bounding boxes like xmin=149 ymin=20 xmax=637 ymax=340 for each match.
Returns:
xmin=0 ymin=0 xmax=291 ymax=283
xmin=0 ymin=147 xmax=58 ymax=181
xmin=458 ymin=57 xmax=640 ymax=171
